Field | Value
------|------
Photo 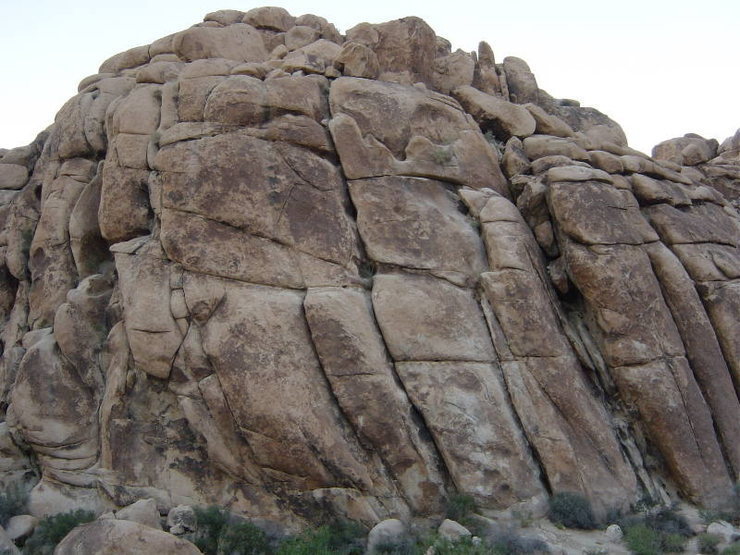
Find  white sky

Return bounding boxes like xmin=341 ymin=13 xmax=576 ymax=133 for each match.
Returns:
xmin=1 ymin=0 xmax=738 ymax=154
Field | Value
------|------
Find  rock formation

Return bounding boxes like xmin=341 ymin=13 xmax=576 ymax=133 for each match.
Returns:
xmin=0 ymin=6 xmax=737 ymax=530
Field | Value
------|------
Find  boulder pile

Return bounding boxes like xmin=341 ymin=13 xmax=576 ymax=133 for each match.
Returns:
xmin=0 ymin=6 xmax=737 ymax=530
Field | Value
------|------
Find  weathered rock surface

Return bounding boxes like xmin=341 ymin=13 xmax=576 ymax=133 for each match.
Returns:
xmin=5 ymin=514 xmax=37 ymax=542
xmin=0 ymin=5 xmax=738 ymax=534
xmin=366 ymin=519 xmax=407 ymax=554
xmin=115 ymin=498 xmax=162 ymax=529
xmin=329 ymin=77 xmax=508 ymax=194
xmin=55 ymin=518 xmax=201 ymax=554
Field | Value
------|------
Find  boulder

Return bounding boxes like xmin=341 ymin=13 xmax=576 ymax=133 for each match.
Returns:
xmin=605 ymin=523 xmax=623 ymax=542
xmin=5 ymin=515 xmax=37 ymax=542
xmin=706 ymin=521 xmax=739 ymax=543
xmin=281 ymin=39 xmax=342 ymax=74
xmin=472 ymin=41 xmax=501 ymax=95
xmin=182 ymin=272 xmax=380 ymax=492
xmin=0 ymin=165 xmax=28 ymax=190
xmin=367 ymin=519 xmax=407 ymax=554
xmin=396 ymin=360 xmax=546 ymax=508
xmin=502 ymin=57 xmax=539 ymax=104
xmin=652 ymin=134 xmax=718 ymax=166
xmin=545 ymin=165 xmax=612 ymax=184
xmin=371 ymin=273 xmax=495 ymax=362
xmin=55 ymin=519 xmax=201 ymax=554
xmin=173 ymin=24 xmax=268 ymax=63
xmin=531 ymin=154 xmax=588 ymax=175
xmin=99 ymin=45 xmax=151 ymax=73
xmin=204 ymin=9 xmax=245 ymax=26
xmin=10 ymin=335 xmax=99 ymax=479
xmin=115 ymin=498 xmax=162 ymax=530
xmin=523 ymin=135 xmax=589 ymax=160
xmin=548 ymin=181 xmax=658 ymax=245
xmin=563 ymin=241 xmax=734 ymax=507
xmin=303 ymin=287 xmax=445 ymax=513
xmin=502 ymin=137 xmax=530 ymax=177
xmin=166 ymin=505 xmax=196 ymax=535
xmin=329 ymin=77 xmax=508 ymax=194
xmin=0 ymin=6 xmax=739 ymax=533
xmin=335 ymin=41 xmax=379 ymax=78
xmin=348 ymin=176 xmax=487 ymax=283
xmin=113 ymin=239 xmax=183 ymax=379
xmin=0 ymin=526 xmax=19 ymax=554
xmin=346 ymin=17 xmax=436 ymax=85
xmin=438 ymin=519 xmax=471 ymax=541
xmin=453 ymin=86 xmax=536 ymax=139
xmin=242 ymin=6 xmax=296 ymax=32
xmin=432 ymin=50 xmax=475 ymax=94
xmin=524 ymin=103 xmax=574 ymax=137
xmin=588 ymin=150 xmax=624 ymax=173
xmin=98 ymin=161 xmax=152 ymax=243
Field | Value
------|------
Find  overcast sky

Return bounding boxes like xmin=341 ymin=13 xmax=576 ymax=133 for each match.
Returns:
xmin=1 ymin=0 xmax=737 ymax=154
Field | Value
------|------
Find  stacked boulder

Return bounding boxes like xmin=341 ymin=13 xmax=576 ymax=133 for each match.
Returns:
xmin=653 ymin=130 xmax=740 ymax=209
xmin=0 ymin=6 xmax=737 ymax=530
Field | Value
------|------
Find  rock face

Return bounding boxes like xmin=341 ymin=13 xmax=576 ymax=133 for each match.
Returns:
xmin=0 ymin=5 xmax=738 ymax=530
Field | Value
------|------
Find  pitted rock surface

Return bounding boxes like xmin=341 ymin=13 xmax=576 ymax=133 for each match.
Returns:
xmin=0 ymin=6 xmax=738 ymax=528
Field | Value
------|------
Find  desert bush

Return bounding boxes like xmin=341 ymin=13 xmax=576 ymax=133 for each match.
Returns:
xmin=190 ymin=506 xmax=270 ymax=555
xmin=701 ymin=484 xmax=740 ymax=526
xmin=488 ymin=528 xmax=549 ymax=554
xmin=372 ymin=536 xmax=416 ymax=554
xmin=191 ymin=505 xmax=229 ymax=554
xmin=412 ymin=534 xmax=498 ymax=555
xmin=548 ymin=492 xmax=597 ymax=530
xmin=434 ymin=536 xmax=490 ymax=555
xmin=277 ymin=520 xmax=364 ymax=555
xmin=618 ymin=505 xmax=691 ymax=555
xmin=431 ymin=148 xmax=454 ymax=165
xmin=642 ymin=506 xmax=692 ymax=538
xmin=624 ymin=524 xmax=662 ymax=555
xmin=660 ymin=532 xmax=686 ymax=552
xmin=0 ymin=483 xmax=28 ymax=526
xmin=446 ymin=493 xmax=477 ymax=523
xmin=22 ymin=508 xmax=95 ymax=555
xmin=218 ymin=520 xmax=271 ymax=555
xmin=698 ymin=533 xmax=722 ymax=554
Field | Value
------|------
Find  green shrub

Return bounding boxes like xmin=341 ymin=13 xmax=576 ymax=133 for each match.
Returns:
xmin=190 ymin=506 xmax=270 ymax=555
xmin=23 ymin=509 xmax=95 ymax=555
xmin=0 ymin=483 xmax=28 ymax=526
xmin=619 ymin=506 xmax=691 ymax=555
xmin=642 ymin=506 xmax=691 ymax=538
xmin=372 ymin=536 xmax=416 ymax=554
xmin=431 ymin=148 xmax=454 ymax=165
xmin=412 ymin=534 xmax=498 ymax=555
xmin=192 ymin=506 xmax=230 ymax=554
xmin=446 ymin=494 xmax=477 ymax=523
xmin=358 ymin=260 xmax=376 ymax=279
xmin=624 ymin=524 xmax=662 ymax=555
xmin=548 ymin=492 xmax=597 ymax=530
xmin=321 ymin=518 xmax=366 ymax=553
xmin=488 ymin=529 xmax=549 ymax=554
xmin=218 ymin=520 xmax=271 ymax=555
xmin=722 ymin=544 xmax=740 ymax=555
xmin=434 ymin=537 xmax=490 ymax=555
xmin=660 ymin=532 xmax=686 ymax=553
xmin=277 ymin=520 xmax=364 ymax=555
xmin=698 ymin=533 xmax=722 ymax=554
